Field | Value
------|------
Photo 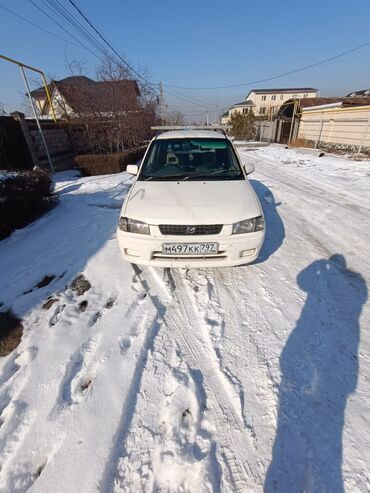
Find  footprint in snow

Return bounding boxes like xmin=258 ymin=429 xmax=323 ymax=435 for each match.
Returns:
xmin=49 ymin=304 xmax=66 ymax=327
xmin=42 ymin=298 xmax=59 ymax=310
xmin=182 ymin=409 xmax=193 ymax=427
xmin=79 ymin=300 xmax=88 ymax=313
xmin=125 ymin=291 xmax=148 ymax=317
xmin=88 ymin=297 xmax=116 ymax=327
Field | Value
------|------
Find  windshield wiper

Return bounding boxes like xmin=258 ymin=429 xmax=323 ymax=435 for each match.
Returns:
xmin=187 ymin=169 xmax=240 ymax=180
xmin=142 ymin=173 xmax=189 ymax=181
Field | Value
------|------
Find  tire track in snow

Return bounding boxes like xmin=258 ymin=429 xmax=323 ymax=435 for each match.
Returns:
xmin=0 ymin=347 xmax=39 ymax=483
xmin=99 ymin=265 xmax=166 ymax=492
xmin=166 ymin=270 xmax=262 ymax=491
xmin=102 ymin=264 xmax=263 ymax=491
xmin=132 ymin=268 xmax=261 ymax=491
xmin=49 ymin=334 xmax=103 ymax=419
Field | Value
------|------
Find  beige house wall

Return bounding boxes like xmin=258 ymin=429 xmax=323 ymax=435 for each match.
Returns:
xmin=298 ymin=105 xmax=370 ymax=149
xmin=34 ymin=88 xmax=74 ymax=118
xmin=222 ymin=105 xmax=253 ymax=124
xmin=249 ymin=90 xmax=317 ymax=117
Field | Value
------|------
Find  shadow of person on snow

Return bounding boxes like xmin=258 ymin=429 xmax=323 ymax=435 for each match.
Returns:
xmin=249 ymin=180 xmax=285 ymax=264
xmin=264 ymin=254 xmax=367 ymax=493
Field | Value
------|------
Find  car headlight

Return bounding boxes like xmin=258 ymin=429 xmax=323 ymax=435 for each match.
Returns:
xmin=118 ymin=217 xmax=150 ymax=235
xmin=232 ymin=216 xmax=264 ymax=234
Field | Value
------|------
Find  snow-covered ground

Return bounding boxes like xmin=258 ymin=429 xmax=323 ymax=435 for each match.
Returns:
xmin=0 ymin=144 xmax=369 ymax=492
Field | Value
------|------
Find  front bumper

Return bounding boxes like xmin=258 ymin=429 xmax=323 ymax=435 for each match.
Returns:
xmin=116 ymin=229 xmax=265 ymax=268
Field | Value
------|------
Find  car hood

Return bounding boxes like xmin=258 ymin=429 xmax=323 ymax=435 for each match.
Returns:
xmin=123 ymin=180 xmax=262 ymax=225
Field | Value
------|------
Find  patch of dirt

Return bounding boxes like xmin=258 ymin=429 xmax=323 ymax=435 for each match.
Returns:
xmin=42 ymin=298 xmax=59 ymax=310
xmin=24 ymin=274 xmax=58 ymax=294
xmin=79 ymin=300 xmax=88 ymax=312
xmin=36 ymin=275 xmax=56 ymax=289
xmin=71 ymin=275 xmax=91 ymax=296
xmin=0 ymin=311 xmax=23 ymax=357
xmin=80 ymin=378 xmax=92 ymax=392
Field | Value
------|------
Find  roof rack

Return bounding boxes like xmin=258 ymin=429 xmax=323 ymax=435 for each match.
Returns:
xmin=151 ymin=125 xmax=231 ymax=136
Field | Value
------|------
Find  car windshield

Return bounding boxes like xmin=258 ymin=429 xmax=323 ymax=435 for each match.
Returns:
xmin=138 ymin=138 xmax=244 ymax=181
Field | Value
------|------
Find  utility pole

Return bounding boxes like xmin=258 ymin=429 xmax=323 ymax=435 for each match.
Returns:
xmin=206 ymin=111 xmax=209 ymax=125
xmin=158 ymin=81 xmax=168 ymax=124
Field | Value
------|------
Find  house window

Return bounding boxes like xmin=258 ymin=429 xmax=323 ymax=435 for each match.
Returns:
xmin=293 ymin=94 xmax=297 ymax=98
xmin=242 ymin=108 xmax=248 ymax=114
xmin=261 ymin=95 xmax=266 ymax=101
xmin=304 ymin=93 xmax=308 ymax=98
xmin=259 ymin=107 xmax=266 ymax=115
xmin=271 ymin=95 xmax=276 ymax=100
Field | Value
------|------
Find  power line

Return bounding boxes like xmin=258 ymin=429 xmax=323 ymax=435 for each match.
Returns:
xmin=8 ymin=0 xmax=370 ymax=101
xmin=0 ymin=3 xmax=78 ymax=46
xmin=67 ymin=0 xmax=152 ymax=87
xmin=24 ymin=0 xmax=197 ymax=107
xmin=42 ymin=0 xmax=111 ymax=57
xmin=27 ymin=0 xmax=105 ymax=62
xmin=161 ymin=40 xmax=370 ymax=90
xmin=41 ymin=0 xmax=118 ymax=67
xmin=36 ymin=1 xmax=213 ymax=106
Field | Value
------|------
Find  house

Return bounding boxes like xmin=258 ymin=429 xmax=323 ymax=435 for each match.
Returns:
xmin=30 ymin=76 xmax=140 ymax=119
xmin=221 ymin=100 xmax=255 ymax=124
xmin=223 ymin=87 xmax=318 ymax=123
xmin=346 ymin=88 xmax=370 ymax=97
xmin=245 ymin=87 xmax=318 ymax=118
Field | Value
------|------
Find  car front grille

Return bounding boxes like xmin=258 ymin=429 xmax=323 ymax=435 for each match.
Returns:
xmin=159 ymin=224 xmax=223 ymax=236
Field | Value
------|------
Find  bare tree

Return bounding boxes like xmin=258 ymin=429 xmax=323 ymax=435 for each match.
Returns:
xmin=165 ymin=110 xmax=185 ymax=126
xmin=62 ymin=55 xmax=159 ymax=153
xmin=65 ymin=50 xmax=88 ymax=76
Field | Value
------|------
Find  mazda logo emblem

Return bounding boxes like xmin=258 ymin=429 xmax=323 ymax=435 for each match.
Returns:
xmin=186 ymin=226 xmax=196 ymax=234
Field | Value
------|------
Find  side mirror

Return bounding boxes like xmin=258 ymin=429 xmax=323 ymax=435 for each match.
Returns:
xmin=244 ymin=163 xmax=255 ymax=175
xmin=126 ymin=164 xmax=138 ymax=175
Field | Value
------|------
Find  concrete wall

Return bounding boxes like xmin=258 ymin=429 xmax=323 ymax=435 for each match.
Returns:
xmin=10 ymin=112 xmax=85 ymax=171
xmin=298 ymin=105 xmax=370 ymax=151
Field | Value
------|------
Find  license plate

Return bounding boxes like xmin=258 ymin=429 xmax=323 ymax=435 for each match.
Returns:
xmin=162 ymin=242 xmax=219 ymax=255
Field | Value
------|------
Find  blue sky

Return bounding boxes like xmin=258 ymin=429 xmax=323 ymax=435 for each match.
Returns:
xmin=1 ymin=0 xmax=370 ymax=121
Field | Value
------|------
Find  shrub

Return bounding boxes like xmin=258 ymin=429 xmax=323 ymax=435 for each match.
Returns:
xmin=290 ymin=138 xmax=314 ymax=148
xmin=0 ymin=170 xmax=55 ymax=240
xmin=73 ymin=147 xmax=146 ymax=176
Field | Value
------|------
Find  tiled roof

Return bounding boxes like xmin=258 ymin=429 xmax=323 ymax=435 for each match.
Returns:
xmin=31 ymin=76 xmax=140 ymax=114
xmin=299 ymin=97 xmax=370 ymax=108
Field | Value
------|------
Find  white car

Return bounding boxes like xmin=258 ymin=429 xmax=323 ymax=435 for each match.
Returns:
xmin=117 ymin=129 xmax=265 ymax=267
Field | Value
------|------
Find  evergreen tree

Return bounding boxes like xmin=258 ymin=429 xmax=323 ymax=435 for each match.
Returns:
xmin=229 ymin=110 xmax=256 ymax=140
